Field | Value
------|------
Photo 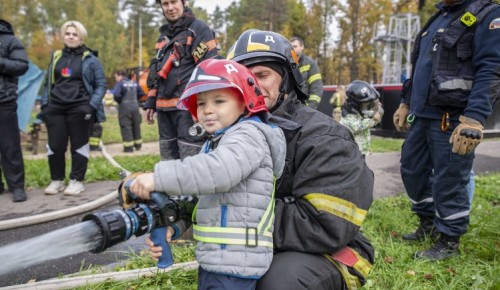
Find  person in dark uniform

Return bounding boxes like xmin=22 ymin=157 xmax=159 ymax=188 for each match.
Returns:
xmin=143 ymin=0 xmax=218 ymax=160
xmin=113 ymin=69 xmax=145 ymax=152
xmin=0 ymin=19 xmax=29 ymax=202
xmin=393 ymin=0 xmax=500 ymax=260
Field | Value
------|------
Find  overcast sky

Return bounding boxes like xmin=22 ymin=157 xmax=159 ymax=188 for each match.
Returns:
xmin=192 ymin=0 xmax=235 ymax=13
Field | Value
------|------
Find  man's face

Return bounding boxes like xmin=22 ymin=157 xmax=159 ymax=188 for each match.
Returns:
xmin=160 ymin=0 xmax=184 ymax=22
xmin=290 ymin=40 xmax=304 ymax=57
xmin=248 ymin=65 xmax=284 ymax=109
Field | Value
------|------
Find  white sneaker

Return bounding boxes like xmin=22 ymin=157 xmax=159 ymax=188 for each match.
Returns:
xmin=63 ymin=180 xmax=84 ymax=196
xmin=44 ymin=180 xmax=65 ymax=195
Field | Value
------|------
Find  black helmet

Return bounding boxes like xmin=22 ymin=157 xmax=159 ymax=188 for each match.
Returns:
xmin=346 ymin=80 xmax=380 ymax=104
xmin=227 ymin=29 xmax=307 ymax=101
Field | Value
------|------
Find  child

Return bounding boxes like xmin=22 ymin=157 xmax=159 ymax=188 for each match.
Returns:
xmin=340 ymin=80 xmax=384 ymax=156
xmin=129 ymin=59 xmax=286 ymax=290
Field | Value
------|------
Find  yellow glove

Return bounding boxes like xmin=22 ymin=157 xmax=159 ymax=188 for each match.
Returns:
xmin=449 ymin=115 xmax=483 ymax=155
xmin=393 ymin=103 xmax=410 ymax=132
xmin=118 ymin=172 xmax=145 ymax=209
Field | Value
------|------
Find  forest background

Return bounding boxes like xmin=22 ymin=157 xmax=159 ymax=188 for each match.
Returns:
xmin=0 ymin=0 xmax=438 ymax=86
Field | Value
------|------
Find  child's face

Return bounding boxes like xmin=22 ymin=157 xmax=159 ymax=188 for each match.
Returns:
xmin=196 ymin=88 xmax=245 ymax=134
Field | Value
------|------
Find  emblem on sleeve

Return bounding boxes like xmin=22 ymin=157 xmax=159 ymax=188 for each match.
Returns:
xmin=193 ymin=42 xmax=209 ymax=60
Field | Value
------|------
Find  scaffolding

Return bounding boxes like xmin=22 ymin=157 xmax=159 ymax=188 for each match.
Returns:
xmin=375 ymin=13 xmax=420 ymax=84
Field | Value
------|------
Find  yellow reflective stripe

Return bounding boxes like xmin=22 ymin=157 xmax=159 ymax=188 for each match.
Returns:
xmin=123 ymin=141 xmax=134 ymax=147
xmin=299 ymin=64 xmax=311 ymax=73
xmin=193 ymin=233 xmax=274 ymax=248
xmin=324 ymin=254 xmax=361 ymax=290
xmin=259 ymin=177 xmax=276 ymax=234
xmin=134 ymin=139 xmax=143 ymax=145
xmin=308 ymin=73 xmax=322 ymax=84
xmin=309 ymin=94 xmax=322 ymax=103
xmin=351 ymin=249 xmax=373 ymax=278
xmin=304 ymin=193 xmax=367 ymax=226
xmin=195 ymin=224 xmax=251 ymax=234
xmin=89 ymin=137 xmax=100 ymax=146
xmin=191 ymin=201 xmax=199 ymax=223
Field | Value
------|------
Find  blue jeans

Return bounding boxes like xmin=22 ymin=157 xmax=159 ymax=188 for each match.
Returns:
xmin=400 ymin=118 xmax=473 ymax=236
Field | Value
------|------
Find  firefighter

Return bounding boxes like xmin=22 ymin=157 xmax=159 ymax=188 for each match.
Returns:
xmin=113 ymin=70 xmax=145 ymax=152
xmin=289 ymin=36 xmax=324 ymax=109
xmin=143 ymin=0 xmax=218 ymax=160
xmin=393 ymin=0 xmax=500 ymax=260
xmin=227 ymin=29 xmax=375 ymax=290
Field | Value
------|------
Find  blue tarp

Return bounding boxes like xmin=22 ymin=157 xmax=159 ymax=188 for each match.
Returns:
xmin=16 ymin=62 xmax=44 ymax=132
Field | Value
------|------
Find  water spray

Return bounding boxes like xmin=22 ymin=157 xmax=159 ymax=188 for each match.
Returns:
xmin=0 ymin=173 xmax=198 ymax=276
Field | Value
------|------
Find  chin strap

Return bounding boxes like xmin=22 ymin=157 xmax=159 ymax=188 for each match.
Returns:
xmin=269 ymin=73 xmax=290 ymax=112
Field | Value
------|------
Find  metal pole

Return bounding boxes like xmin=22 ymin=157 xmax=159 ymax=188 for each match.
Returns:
xmin=139 ymin=14 xmax=143 ymax=68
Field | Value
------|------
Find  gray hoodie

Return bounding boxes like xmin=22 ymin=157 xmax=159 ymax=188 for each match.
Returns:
xmin=154 ymin=117 xmax=286 ymax=278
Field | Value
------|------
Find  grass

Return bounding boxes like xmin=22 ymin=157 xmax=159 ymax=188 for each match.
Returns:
xmin=24 ymin=155 xmax=160 ymax=189
xmin=362 ymin=173 xmax=500 ymax=290
xmin=100 ymin=111 xmax=159 ymax=145
xmin=66 ymin=173 xmax=499 ymax=290
xmin=371 ymin=136 xmax=404 ymax=153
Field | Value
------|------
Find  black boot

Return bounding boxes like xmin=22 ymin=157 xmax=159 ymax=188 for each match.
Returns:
xmin=402 ymin=216 xmax=438 ymax=242
xmin=123 ymin=146 xmax=134 ymax=153
xmin=12 ymin=188 xmax=27 ymax=202
xmin=134 ymin=143 xmax=142 ymax=151
xmin=414 ymin=233 xmax=460 ymax=260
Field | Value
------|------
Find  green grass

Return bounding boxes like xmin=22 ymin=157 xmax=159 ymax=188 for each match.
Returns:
xmin=24 ymin=155 xmax=160 ymax=189
xmin=100 ymin=112 xmax=159 ymax=144
xmin=68 ymin=173 xmax=499 ymax=290
xmin=363 ymin=173 xmax=500 ymax=290
xmin=371 ymin=136 xmax=404 ymax=153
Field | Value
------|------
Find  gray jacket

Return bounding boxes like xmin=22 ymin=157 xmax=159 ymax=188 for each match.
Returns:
xmin=154 ymin=118 xmax=286 ymax=278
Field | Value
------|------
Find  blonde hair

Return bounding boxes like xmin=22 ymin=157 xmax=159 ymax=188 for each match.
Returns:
xmin=60 ymin=21 xmax=87 ymax=42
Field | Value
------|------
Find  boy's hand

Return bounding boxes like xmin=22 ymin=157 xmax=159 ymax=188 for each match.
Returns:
xmin=145 ymin=226 xmax=175 ymax=260
xmin=130 ymin=173 xmax=155 ymax=200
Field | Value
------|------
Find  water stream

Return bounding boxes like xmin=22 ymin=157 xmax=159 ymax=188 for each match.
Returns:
xmin=0 ymin=221 xmax=103 ymax=276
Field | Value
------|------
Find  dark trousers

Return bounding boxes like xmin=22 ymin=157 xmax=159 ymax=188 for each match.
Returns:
xmin=0 ymin=100 xmax=25 ymax=190
xmin=400 ymin=117 xmax=472 ymax=236
xmin=42 ymin=104 xmax=94 ymax=181
xmin=157 ymin=110 xmax=203 ymax=160
xmin=257 ymin=252 xmax=345 ymax=290
xmin=198 ymin=266 xmax=257 ymax=290
xmin=118 ymin=102 xmax=142 ymax=146
xmin=89 ymin=122 xmax=103 ymax=148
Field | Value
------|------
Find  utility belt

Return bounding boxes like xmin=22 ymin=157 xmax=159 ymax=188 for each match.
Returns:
xmin=324 ymin=246 xmax=373 ymax=290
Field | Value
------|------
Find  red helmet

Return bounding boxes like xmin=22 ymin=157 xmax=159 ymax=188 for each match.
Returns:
xmin=178 ymin=59 xmax=268 ymax=119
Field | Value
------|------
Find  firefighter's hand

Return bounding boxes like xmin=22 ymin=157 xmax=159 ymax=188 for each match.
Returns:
xmin=129 ymin=172 xmax=155 ymax=200
xmin=449 ymin=115 xmax=483 ymax=155
xmin=145 ymin=227 xmax=174 ymax=260
xmin=145 ymin=108 xmax=155 ymax=125
xmin=393 ymin=103 xmax=410 ymax=132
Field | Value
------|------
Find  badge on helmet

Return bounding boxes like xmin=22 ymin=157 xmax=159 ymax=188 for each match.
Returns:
xmin=178 ymin=59 xmax=268 ymax=119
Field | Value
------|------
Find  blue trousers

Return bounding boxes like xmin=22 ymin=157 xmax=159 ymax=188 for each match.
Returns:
xmin=400 ymin=118 xmax=473 ymax=236
xmin=198 ymin=266 xmax=257 ymax=290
